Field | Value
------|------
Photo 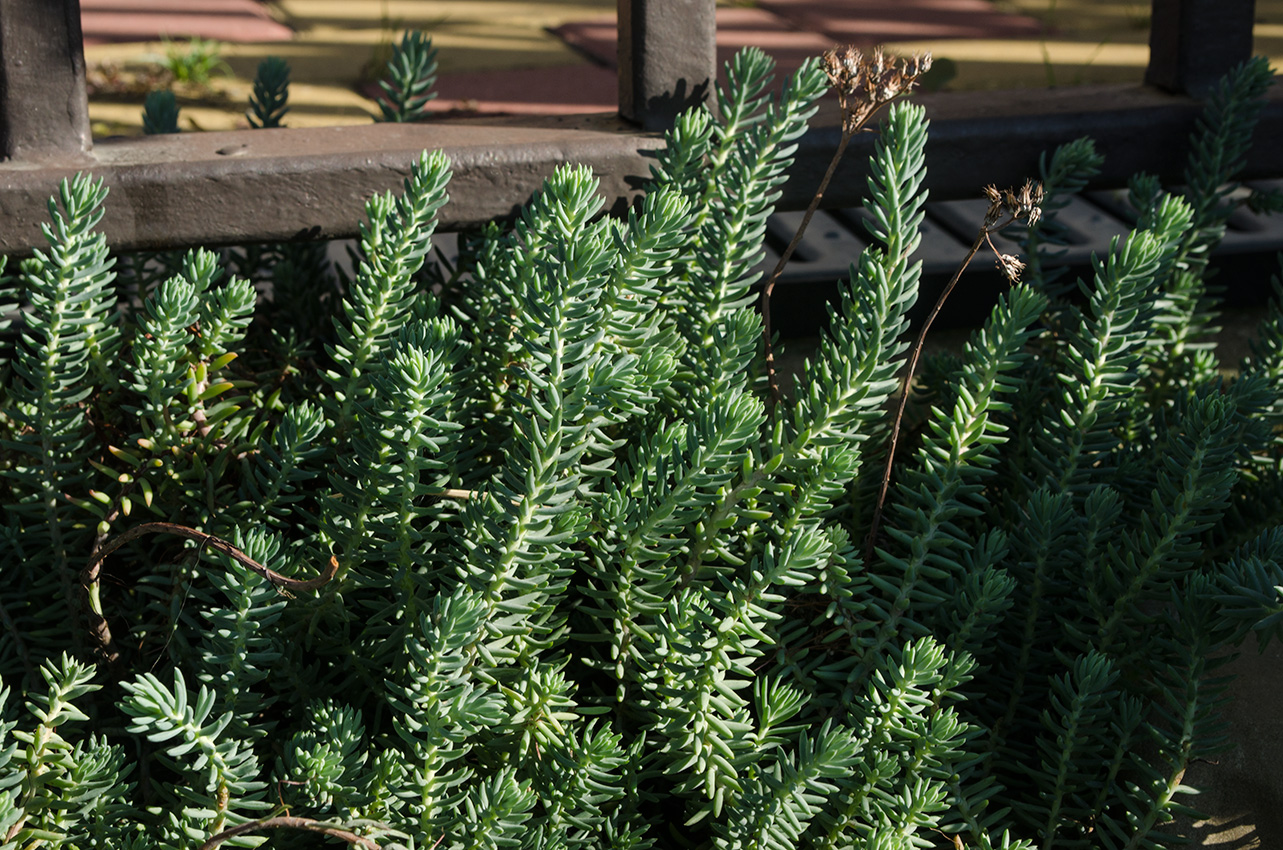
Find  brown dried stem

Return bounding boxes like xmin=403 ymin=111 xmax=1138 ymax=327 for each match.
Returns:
xmin=200 ymin=816 xmax=381 ymax=850
xmin=81 ymin=522 xmax=339 ymax=664
xmin=763 ymin=127 xmax=854 ymax=404
xmin=863 ymin=230 xmax=986 ymax=562
xmin=79 ymin=477 xmax=138 ymax=665
xmin=762 ymin=46 xmax=931 ymax=406
xmin=862 ymin=181 xmax=1042 ymax=562
xmin=84 ymin=522 xmax=338 ymax=593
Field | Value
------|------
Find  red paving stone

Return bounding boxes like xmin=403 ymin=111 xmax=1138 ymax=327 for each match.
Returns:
xmin=426 ymin=64 xmax=619 ymax=115
xmin=80 ymin=0 xmax=293 ymax=45
xmin=80 ymin=0 xmax=1043 ymax=117
xmin=758 ymin=0 xmax=1043 ymax=44
xmin=555 ymin=0 xmax=1044 ymax=81
xmin=554 ymin=8 xmax=834 ymax=79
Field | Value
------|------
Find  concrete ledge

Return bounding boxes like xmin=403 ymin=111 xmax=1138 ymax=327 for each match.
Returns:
xmin=2 ymin=84 xmax=1281 ymax=253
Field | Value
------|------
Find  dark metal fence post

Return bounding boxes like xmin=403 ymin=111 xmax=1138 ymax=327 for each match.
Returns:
xmin=0 ymin=0 xmax=91 ymax=161
xmin=618 ymin=0 xmax=717 ymax=130
xmin=1145 ymin=0 xmax=1256 ymax=97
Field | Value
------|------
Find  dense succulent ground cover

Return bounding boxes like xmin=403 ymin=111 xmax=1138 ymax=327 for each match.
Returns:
xmin=2 ymin=46 xmax=1283 ymax=850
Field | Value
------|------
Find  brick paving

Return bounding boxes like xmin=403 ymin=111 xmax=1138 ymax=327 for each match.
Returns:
xmin=554 ymin=0 xmax=1042 ymax=83
xmin=78 ymin=0 xmax=1045 ymax=118
xmin=553 ymin=7 xmax=836 ymax=81
xmin=757 ymin=0 xmax=1042 ymax=43
xmin=80 ymin=0 xmax=292 ymax=46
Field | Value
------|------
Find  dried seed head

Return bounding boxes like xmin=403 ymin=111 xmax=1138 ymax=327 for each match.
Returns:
xmin=1016 ymin=179 xmax=1044 ymax=227
xmin=901 ymin=53 xmax=933 ymax=81
xmin=983 ymin=184 xmax=1005 ymax=227
xmin=996 ymin=253 xmax=1026 ymax=283
xmin=822 ymin=46 xmax=933 ymax=133
xmin=982 ymin=180 xmax=1044 ymax=229
xmin=980 ymin=180 xmax=1042 ymax=283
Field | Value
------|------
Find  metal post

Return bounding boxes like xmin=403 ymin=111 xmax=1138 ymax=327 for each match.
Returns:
xmin=1145 ymin=0 xmax=1255 ymax=97
xmin=618 ymin=0 xmax=717 ymax=130
xmin=0 ymin=0 xmax=92 ymax=161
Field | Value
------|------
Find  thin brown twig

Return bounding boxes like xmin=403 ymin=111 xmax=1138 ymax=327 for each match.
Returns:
xmin=199 ymin=816 xmax=381 ymax=850
xmin=761 ymin=46 xmax=932 ymax=407
xmin=863 ymin=230 xmax=987 ymax=562
xmin=763 ymin=127 xmax=855 ymax=404
xmin=862 ymin=181 xmax=1041 ymax=563
xmin=84 ymin=522 xmax=339 ymax=595
xmin=81 ymin=522 xmax=339 ymax=664
xmin=78 ymin=477 xmax=138 ymax=666
xmin=151 ymin=533 xmax=212 ymax=671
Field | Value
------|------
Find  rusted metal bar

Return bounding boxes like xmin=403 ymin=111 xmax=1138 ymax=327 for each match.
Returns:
xmin=1145 ymin=0 xmax=1256 ymax=97
xmin=1 ymin=86 xmax=1281 ymax=255
xmin=617 ymin=0 xmax=717 ymax=130
xmin=0 ymin=0 xmax=91 ymax=161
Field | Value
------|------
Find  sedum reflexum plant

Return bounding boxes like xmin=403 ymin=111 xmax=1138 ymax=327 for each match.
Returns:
xmin=1 ymin=46 xmax=1282 ymax=850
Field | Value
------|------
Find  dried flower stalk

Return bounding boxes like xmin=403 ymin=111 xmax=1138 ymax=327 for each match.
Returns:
xmin=763 ymin=47 xmax=933 ymax=405
xmin=864 ymin=180 xmax=1043 ymax=562
xmin=823 ymin=46 xmax=934 ymax=134
xmin=82 ymin=521 xmax=340 ymax=665
xmin=200 ymin=816 xmax=382 ymax=849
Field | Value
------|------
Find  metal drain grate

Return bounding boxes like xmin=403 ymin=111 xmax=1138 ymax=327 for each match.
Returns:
xmin=761 ymin=179 xmax=1283 ymax=285
xmin=758 ymin=179 xmax=1283 ymax=335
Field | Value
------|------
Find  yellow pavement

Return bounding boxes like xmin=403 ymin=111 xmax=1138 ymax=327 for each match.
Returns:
xmin=83 ymin=0 xmax=1283 ymax=136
